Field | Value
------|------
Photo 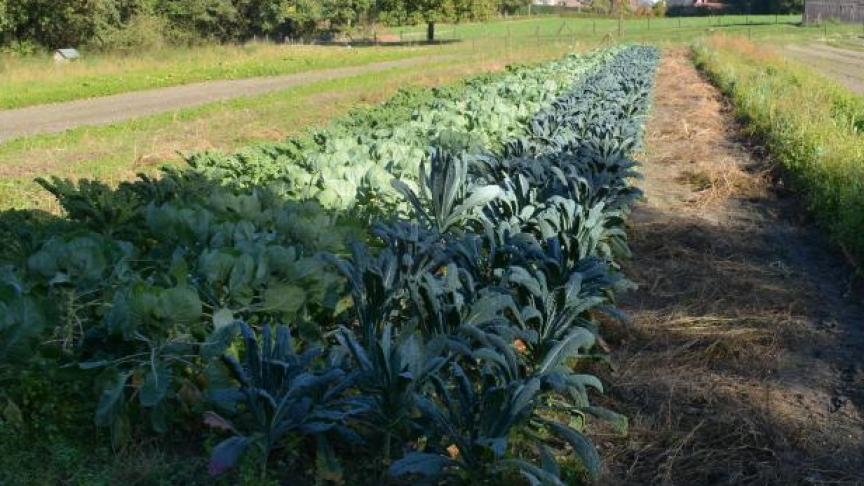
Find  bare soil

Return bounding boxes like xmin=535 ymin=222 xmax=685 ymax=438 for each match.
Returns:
xmin=0 ymin=56 xmax=444 ymax=143
xmin=783 ymin=43 xmax=864 ymax=95
xmin=600 ymin=49 xmax=864 ymax=485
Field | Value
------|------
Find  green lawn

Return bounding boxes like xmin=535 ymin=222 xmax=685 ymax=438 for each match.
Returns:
xmin=2 ymin=15 xmax=860 ymax=110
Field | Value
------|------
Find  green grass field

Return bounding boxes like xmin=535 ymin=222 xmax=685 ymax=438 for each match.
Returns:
xmin=3 ymin=14 xmax=860 ymax=110
xmin=0 ymin=43 xmax=425 ymax=110
xmin=1 ymin=14 xmax=863 ymax=213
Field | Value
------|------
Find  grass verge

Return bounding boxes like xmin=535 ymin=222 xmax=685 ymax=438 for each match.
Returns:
xmin=693 ymin=35 xmax=864 ymax=263
xmin=0 ymin=43 xmax=426 ymax=110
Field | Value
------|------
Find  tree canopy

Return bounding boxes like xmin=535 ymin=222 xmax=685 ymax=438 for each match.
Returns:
xmin=0 ymin=0 xmax=513 ymax=49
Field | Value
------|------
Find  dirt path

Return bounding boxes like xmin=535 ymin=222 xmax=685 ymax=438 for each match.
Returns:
xmin=783 ymin=44 xmax=864 ymax=95
xmin=0 ymin=56 xmax=444 ymax=143
xmin=601 ymin=49 xmax=864 ymax=485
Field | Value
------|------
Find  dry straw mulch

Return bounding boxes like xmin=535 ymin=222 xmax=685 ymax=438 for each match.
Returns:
xmin=597 ymin=49 xmax=864 ymax=486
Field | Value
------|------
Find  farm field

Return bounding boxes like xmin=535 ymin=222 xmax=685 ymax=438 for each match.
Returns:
xmin=0 ymin=41 xmax=580 ymax=211
xmin=2 ymin=12 xmax=864 ymax=486
xmin=3 ymin=15 xmax=864 ymax=213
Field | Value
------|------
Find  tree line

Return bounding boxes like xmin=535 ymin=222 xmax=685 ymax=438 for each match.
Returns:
xmin=0 ymin=0 xmax=532 ymax=51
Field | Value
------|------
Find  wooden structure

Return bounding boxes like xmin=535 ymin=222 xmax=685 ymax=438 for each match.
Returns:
xmin=53 ymin=48 xmax=81 ymax=63
xmin=805 ymin=0 xmax=864 ymax=23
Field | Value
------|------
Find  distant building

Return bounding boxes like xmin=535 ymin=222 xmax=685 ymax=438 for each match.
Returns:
xmin=533 ymin=0 xmax=587 ymax=6
xmin=666 ymin=0 xmax=709 ymax=6
xmin=804 ymin=0 xmax=864 ymax=23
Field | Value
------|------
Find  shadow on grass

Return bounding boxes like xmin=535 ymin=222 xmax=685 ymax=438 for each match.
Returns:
xmin=315 ymin=39 xmax=461 ymax=48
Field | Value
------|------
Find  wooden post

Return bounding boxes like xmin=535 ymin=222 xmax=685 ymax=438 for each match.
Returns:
xmin=618 ymin=1 xmax=624 ymax=37
xmin=506 ymin=26 xmax=511 ymax=61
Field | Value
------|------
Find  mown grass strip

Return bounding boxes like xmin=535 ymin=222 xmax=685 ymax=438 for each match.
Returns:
xmin=0 ymin=44 xmax=430 ymax=110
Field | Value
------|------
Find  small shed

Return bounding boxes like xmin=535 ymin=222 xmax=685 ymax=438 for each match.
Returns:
xmin=53 ymin=48 xmax=81 ymax=63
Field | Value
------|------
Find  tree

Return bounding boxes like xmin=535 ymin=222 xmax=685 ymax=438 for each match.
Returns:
xmin=155 ymin=0 xmax=241 ymax=41
xmin=0 ymin=0 xmax=9 ymax=41
xmin=725 ymin=0 xmax=803 ymax=14
xmin=321 ymin=0 xmax=374 ymax=31
xmin=4 ymin=0 xmax=127 ymax=48
xmin=412 ymin=0 xmax=456 ymax=41
xmin=379 ymin=0 xmax=496 ymax=42
xmin=498 ymin=0 xmax=530 ymax=16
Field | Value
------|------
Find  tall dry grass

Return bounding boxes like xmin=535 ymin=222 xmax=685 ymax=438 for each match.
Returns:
xmin=693 ymin=35 xmax=864 ymax=264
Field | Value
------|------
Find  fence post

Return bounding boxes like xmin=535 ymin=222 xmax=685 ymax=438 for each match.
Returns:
xmin=593 ymin=20 xmax=596 ymax=35
xmin=506 ymin=27 xmax=511 ymax=61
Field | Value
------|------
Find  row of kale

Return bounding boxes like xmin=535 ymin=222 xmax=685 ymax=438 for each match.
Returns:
xmin=0 ymin=45 xmax=658 ymax=483
xmin=200 ymin=44 xmax=660 ymax=481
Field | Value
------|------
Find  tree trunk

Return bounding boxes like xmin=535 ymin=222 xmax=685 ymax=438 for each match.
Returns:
xmin=427 ymin=21 xmax=435 ymax=42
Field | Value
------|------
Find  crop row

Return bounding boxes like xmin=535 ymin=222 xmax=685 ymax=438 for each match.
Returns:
xmin=0 ymin=46 xmax=659 ymax=483
xmin=182 ymin=47 xmax=619 ymax=213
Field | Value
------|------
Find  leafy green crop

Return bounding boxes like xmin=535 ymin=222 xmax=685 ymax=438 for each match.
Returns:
xmin=0 ymin=45 xmax=659 ymax=483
